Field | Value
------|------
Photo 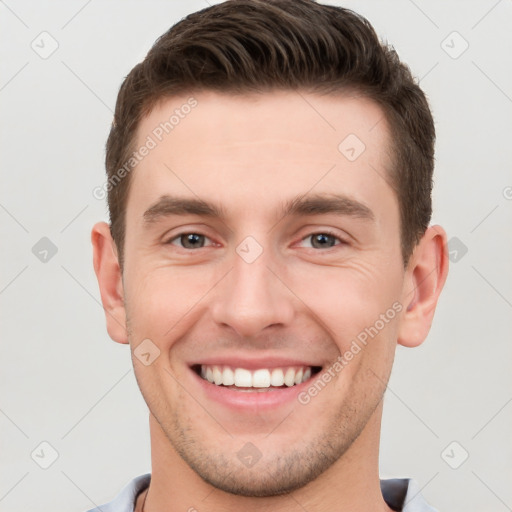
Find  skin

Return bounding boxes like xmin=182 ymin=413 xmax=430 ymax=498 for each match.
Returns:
xmin=92 ymin=90 xmax=448 ymax=512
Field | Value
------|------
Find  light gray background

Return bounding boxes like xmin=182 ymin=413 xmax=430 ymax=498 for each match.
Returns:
xmin=1 ymin=1 xmax=511 ymax=511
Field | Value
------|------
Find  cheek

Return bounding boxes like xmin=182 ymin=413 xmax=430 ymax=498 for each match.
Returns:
xmin=281 ymin=261 xmax=403 ymax=383
xmin=123 ymin=264 xmax=218 ymax=341
xmin=287 ymin=262 xmax=400 ymax=337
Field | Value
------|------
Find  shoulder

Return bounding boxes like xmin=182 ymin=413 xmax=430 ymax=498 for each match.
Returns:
xmin=84 ymin=473 xmax=151 ymax=512
xmin=380 ymin=478 xmax=439 ymax=512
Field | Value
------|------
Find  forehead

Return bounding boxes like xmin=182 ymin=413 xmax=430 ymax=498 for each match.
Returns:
xmin=137 ymin=90 xmax=389 ymax=155
xmin=129 ymin=90 xmax=396 ymax=220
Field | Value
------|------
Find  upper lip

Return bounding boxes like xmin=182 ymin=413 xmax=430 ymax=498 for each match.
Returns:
xmin=189 ymin=356 xmax=324 ymax=370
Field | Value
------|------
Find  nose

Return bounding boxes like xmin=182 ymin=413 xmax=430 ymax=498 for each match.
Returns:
xmin=211 ymin=245 xmax=295 ymax=338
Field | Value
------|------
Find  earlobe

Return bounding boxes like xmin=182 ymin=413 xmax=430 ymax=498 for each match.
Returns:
xmin=91 ymin=222 xmax=128 ymax=344
xmin=397 ymin=225 xmax=449 ymax=348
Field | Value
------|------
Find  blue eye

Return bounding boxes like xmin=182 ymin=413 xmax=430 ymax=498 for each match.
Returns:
xmin=167 ymin=232 xmax=344 ymax=251
xmin=301 ymin=233 xmax=344 ymax=249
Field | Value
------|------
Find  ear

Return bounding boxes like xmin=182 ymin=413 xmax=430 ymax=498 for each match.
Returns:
xmin=91 ymin=222 xmax=128 ymax=344
xmin=397 ymin=225 xmax=449 ymax=348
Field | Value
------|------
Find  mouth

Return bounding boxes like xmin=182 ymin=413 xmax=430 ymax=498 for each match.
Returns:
xmin=191 ymin=364 xmax=322 ymax=392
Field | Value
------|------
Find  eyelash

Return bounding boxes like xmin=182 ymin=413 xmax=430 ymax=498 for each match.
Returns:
xmin=166 ymin=231 xmax=348 ymax=250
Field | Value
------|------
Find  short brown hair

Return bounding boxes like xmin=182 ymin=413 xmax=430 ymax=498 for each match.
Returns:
xmin=106 ymin=0 xmax=435 ymax=268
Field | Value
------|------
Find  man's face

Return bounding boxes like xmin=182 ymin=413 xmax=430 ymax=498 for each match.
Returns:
xmin=122 ymin=91 xmax=406 ymax=495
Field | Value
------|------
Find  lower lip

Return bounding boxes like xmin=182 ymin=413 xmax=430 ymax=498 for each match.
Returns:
xmin=190 ymin=367 xmax=316 ymax=410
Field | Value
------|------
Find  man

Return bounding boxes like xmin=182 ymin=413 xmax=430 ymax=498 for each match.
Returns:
xmin=90 ymin=0 xmax=448 ymax=510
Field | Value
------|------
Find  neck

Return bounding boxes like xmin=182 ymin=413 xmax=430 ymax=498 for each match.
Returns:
xmin=142 ymin=402 xmax=392 ymax=512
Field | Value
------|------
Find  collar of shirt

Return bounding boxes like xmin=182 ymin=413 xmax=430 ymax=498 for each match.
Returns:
xmin=84 ymin=473 xmax=438 ymax=512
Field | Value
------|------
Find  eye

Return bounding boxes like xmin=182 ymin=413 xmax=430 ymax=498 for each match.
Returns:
xmin=167 ymin=233 xmax=213 ymax=249
xmin=299 ymin=232 xmax=346 ymax=249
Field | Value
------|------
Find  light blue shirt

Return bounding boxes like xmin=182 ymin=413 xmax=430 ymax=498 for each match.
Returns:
xmin=85 ymin=473 xmax=438 ymax=511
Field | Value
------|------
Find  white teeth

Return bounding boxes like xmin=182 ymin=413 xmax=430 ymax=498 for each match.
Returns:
xmin=222 ymin=366 xmax=235 ymax=386
xmin=284 ymin=368 xmax=296 ymax=387
xmin=199 ymin=364 xmax=316 ymax=389
xmin=252 ymin=369 xmax=271 ymax=388
xmin=213 ymin=366 xmax=223 ymax=385
xmin=270 ymin=368 xmax=285 ymax=386
xmin=234 ymin=368 xmax=252 ymax=387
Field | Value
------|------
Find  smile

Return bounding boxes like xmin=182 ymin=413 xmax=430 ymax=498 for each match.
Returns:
xmin=193 ymin=364 xmax=322 ymax=391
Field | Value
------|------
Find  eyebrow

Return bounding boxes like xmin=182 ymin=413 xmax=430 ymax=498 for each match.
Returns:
xmin=143 ymin=196 xmax=224 ymax=223
xmin=142 ymin=193 xmax=374 ymax=224
xmin=280 ymin=193 xmax=374 ymax=221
